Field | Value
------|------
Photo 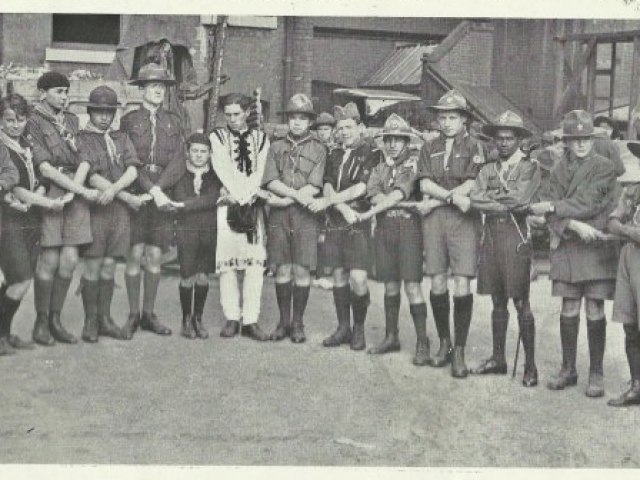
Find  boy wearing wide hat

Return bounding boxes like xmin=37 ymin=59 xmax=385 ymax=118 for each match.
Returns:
xmin=307 ymin=102 xmax=377 ymax=351
xmin=416 ymin=89 xmax=485 ymax=378
xmin=530 ymin=109 xmax=619 ymax=398
xmin=77 ymin=85 xmax=143 ymax=342
xmin=25 ymin=71 xmax=101 ymax=346
xmin=120 ymin=63 xmax=187 ymax=338
xmin=263 ymin=93 xmax=327 ymax=343
xmin=312 ymin=112 xmax=337 ymax=152
xmin=469 ymin=111 xmax=541 ymax=386
xmin=358 ymin=113 xmax=430 ymax=365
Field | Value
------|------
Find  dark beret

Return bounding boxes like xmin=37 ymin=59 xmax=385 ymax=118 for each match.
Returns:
xmin=187 ymin=132 xmax=211 ymax=148
xmin=36 ymin=71 xmax=70 ymax=91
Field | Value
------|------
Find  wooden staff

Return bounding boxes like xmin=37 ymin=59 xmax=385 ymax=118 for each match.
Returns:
xmin=206 ymin=15 xmax=228 ymax=134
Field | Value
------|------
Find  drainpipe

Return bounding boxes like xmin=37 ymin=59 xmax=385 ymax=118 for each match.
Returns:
xmin=282 ymin=16 xmax=295 ymax=121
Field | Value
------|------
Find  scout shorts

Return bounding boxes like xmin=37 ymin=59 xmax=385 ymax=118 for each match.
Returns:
xmin=40 ymin=183 xmax=92 ymax=248
xmin=374 ymin=211 xmax=423 ymax=283
xmin=613 ymin=243 xmax=640 ymax=326
xmin=83 ymin=201 xmax=131 ymax=259
xmin=176 ymin=226 xmax=216 ymax=278
xmin=0 ymin=210 xmax=41 ymax=284
xmin=477 ymin=216 xmax=531 ymax=299
xmin=267 ymin=204 xmax=318 ymax=269
xmin=323 ymin=222 xmax=371 ymax=271
xmin=552 ymin=279 xmax=616 ymax=300
xmin=422 ymin=206 xmax=480 ymax=278
xmin=130 ymin=202 xmax=174 ymax=250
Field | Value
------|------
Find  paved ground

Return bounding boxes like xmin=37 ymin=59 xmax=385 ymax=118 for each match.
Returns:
xmin=1 ymin=264 xmax=639 ymax=467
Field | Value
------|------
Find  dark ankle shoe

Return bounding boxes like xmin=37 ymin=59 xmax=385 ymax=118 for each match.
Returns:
xmin=290 ymin=322 xmax=306 ymax=343
xmin=546 ymin=367 xmax=578 ymax=390
xmin=0 ymin=337 xmax=16 ymax=355
xmin=121 ymin=312 xmax=140 ymax=340
xmin=193 ymin=314 xmax=209 ymax=339
xmin=220 ymin=320 xmax=239 ymax=338
xmin=32 ymin=312 xmax=55 ymax=346
xmin=8 ymin=335 xmax=34 ymax=350
xmin=49 ymin=312 xmax=77 ymax=344
xmin=608 ymin=380 xmax=640 ymax=407
xmin=585 ymin=371 xmax=605 ymax=398
xmin=471 ymin=357 xmax=508 ymax=375
xmin=413 ymin=337 xmax=430 ymax=366
xmin=350 ymin=322 xmax=366 ymax=351
xmin=270 ymin=323 xmax=289 ymax=341
xmin=81 ymin=314 xmax=99 ymax=343
xmin=140 ymin=312 xmax=172 ymax=335
xmin=429 ymin=338 xmax=452 ymax=367
xmin=241 ymin=324 xmax=270 ymax=341
xmin=522 ymin=366 xmax=538 ymax=387
xmin=367 ymin=333 xmax=400 ymax=355
xmin=181 ymin=314 xmax=197 ymax=339
xmin=451 ymin=346 xmax=468 ymax=378
xmin=322 ymin=326 xmax=352 ymax=347
xmin=99 ymin=316 xmax=125 ymax=340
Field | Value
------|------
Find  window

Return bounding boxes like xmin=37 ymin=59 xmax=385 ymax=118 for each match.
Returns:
xmin=52 ymin=14 xmax=121 ymax=46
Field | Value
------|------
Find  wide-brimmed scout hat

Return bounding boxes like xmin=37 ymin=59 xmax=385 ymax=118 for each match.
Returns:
xmin=129 ymin=63 xmax=176 ymax=86
xmin=333 ymin=102 xmax=361 ymax=123
xmin=281 ymin=93 xmax=316 ymax=118
xmin=85 ymin=85 xmax=120 ymax=111
xmin=482 ymin=110 xmax=532 ymax=138
xmin=427 ymin=89 xmax=472 ymax=114
xmin=375 ymin=113 xmax=415 ymax=139
xmin=560 ymin=110 xmax=597 ymax=138
xmin=312 ymin=112 xmax=336 ymax=129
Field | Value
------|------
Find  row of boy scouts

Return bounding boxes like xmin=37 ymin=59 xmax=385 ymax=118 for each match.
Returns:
xmin=0 ymin=63 xmax=639 ymax=409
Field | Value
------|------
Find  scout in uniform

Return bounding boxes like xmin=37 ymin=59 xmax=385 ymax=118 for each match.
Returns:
xmin=25 ymin=71 xmax=100 ymax=346
xmin=172 ymin=133 xmax=222 ymax=340
xmin=416 ymin=90 xmax=484 ymax=378
xmin=0 ymin=94 xmax=28 ymax=355
xmin=77 ymin=86 xmax=143 ymax=343
xmin=263 ymin=94 xmax=327 ymax=343
xmin=358 ymin=113 xmax=430 ymax=365
xmin=530 ymin=110 xmax=619 ymax=398
xmin=120 ymin=63 xmax=187 ymax=338
xmin=307 ymin=102 xmax=376 ymax=351
xmin=607 ymin=147 xmax=640 ymax=406
xmin=312 ymin=112 xmax=337 ymax=151
xmin=210 ymin=93 xmax=271 ymax=341
xmin=469 ymin=111 xmax=541 ymax=387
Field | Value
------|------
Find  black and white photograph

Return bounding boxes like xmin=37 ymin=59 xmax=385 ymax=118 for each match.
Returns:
xmin=1 ymin=0 xmax=640 ymax=476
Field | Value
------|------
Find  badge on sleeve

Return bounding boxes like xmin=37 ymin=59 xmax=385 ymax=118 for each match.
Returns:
xmin=472 ymin=145 xmax=485 ymax=165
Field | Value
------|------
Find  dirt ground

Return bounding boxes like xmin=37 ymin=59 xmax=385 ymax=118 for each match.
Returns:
xmin=1 ymin=264 xmax=639 ymax=468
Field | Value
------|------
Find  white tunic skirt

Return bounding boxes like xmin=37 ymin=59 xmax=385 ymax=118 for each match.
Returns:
xmin=215 ymin=204 xmax=267 ymax=273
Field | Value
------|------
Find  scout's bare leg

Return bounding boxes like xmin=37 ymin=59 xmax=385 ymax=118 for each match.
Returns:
xmin=514 ymin=297 xmax=537 ymax=387
xmin=368 ymin=281 xmax=402 ymax=354
xmin=547 ymin=298 xmax=581 ymax=390
xmin=585 ymin=298 xmax=606 ymax=398
xmin=429 ymin=273 xmax=452 ymax=367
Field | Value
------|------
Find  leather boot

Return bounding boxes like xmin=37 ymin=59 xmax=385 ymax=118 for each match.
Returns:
xmin=472 ymin=309 xmax=508 ymax=375
xmin=290 ymin=321 xmax=306 ymax=343
xmin=451 ymin=295 xmax=473 ymax=378
xmin=193 ymin=314 xmax=209 ymax=339
xmin=140 ymin=312 xmax=172 ymax=335
xmin=49 ymin=311 xmax=77 ymax=344
xmin=368 ymin=294 xmax=401 ymax=354
xmin=1 ymin=293 xmax=33 ymax=350
xmin=585 ymin=318 xmax=606 ymax=398
xmin=97 ymin=279 xmax=124 ymax=339
xmin=121 ymin=312 xmax=140 ymax=340
xmin=323 ymin=285 xmax=352 ymax=347
xmin=411 ymin=303 xmax=430 ymax=366
xmin=98 ymin=316 xmax=126 ymax=340
xmin=547 ymin=315 xmax=579 ymax=390
xmin=181 ymin=314 xmax=196 ymax=339
xmin=241 ymin=323 xmax=270 ymax=341
xmin=609 ymin=325 xmax=640 ymax=406
xmin=179 ymin=284 xmax=196 ymax=339
xmin=0 ymin=337 xmax=15 ymax=355
xmin=32 ymin=311 xmax=55 ymax=346
xmin=608 ymin=380 xmax=640 ymax=407
xmin=518 ymin=310 xmax=538 ymax=387
xmin=271 ymin=282 xmax=292 ymax=341
xmin=451 ymin=346 xmax=468 ymax=378
xmin=193 ymin=284 xmax=209 ymax=339
xmin=350 ymin=291 xmax=369 ymax=351
xmin=429 ymin=291 xmax=452 ymax=367
xmin=290 ymin=285 xmax=310 ymax=344
xmin=81 ymin=279 xmax=99 ymax=343
xmin=81 ymin=314 xmax=99 ymax=343
xmin=220 ymin=319 xmax=239 ymax=338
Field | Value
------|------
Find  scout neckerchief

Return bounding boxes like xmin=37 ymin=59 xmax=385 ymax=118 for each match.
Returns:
xmin=83 ymin=121 xmax=121 ymax=166
xmin=143 ymin=103 xmax=160 ymax=164
xmin=186 ymin=161 xmax=211 ymax=196
xmin=494 ymin=149 xmax=524 ymax=189
xmin=229 ymin=127 xmax=254 ymax=176
xmin=386 ymin=148 xmax=409 ymax=190
xmin=0 ymin=129 xmax=36 ymax=191
xmin=286 ymin=133 xmax=312 ymax=180
xmin=337 ymin=139 xmax=363 ymax=190
xmin=33 ymin=102 xmax=78 ymax=153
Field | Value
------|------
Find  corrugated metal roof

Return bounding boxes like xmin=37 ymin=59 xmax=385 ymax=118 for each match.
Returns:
xmin=360 ymin=44 xmax=436 ymax=87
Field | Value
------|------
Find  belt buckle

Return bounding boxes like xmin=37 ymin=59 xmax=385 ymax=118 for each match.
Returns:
xmin=147 ymin=164 xmax=159 ymax=173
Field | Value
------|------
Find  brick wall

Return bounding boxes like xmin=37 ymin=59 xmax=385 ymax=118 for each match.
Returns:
xmin=2 ymin=13 xmax=51 ymax=66
xmin=437 ymin=23 xmax=494 ymax=87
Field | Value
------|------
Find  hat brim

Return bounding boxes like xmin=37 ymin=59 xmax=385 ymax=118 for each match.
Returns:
xmin=129 ymin=78 xmax=177 ymax=86
xmin=375 ymin=129 xmax=417 ymax=140
xmin=481 ymin=124 xmax=533 ymax=138
xmin=627 ymin=141 xmax=640 ymax=160
xmin=312 ymin=121 xmax=335 ymax=128
xmin=279 ymin=110 xmax=317 ymax=118
xmin=85 ymin=103 xmax=121 ymax=110
xmin=427 ymin=105 xmax=472 ymax=114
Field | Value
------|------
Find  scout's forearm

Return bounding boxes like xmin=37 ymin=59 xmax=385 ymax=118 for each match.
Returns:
xmin=298 ymin=184 xmax=319 ymax=198
xmin=450 ymin=179 xmax=476 ymax=197
xmin=90 ymin=174 xmax=136 ymax=202
xmin=267 ymin=179 xmax=299 ymax=199
xmin=12 ymin=186 xmax=53 ymax=208
xmin=330 ymin=183 xmax=366 ymax=205
xmin=367 ymin=190 xmax=404 ymax=215
xmin=420 ymin=178 xmax=452 ymax=201
xmin=72 ymin=161 xmax=91 ymax=186
xmin=156 ymin=154 xmax=187 ymax=190
xmin=40 ymin=162 xmax=87 ymax=195
xmin=111 ymin=166 xmax=138 ymax=193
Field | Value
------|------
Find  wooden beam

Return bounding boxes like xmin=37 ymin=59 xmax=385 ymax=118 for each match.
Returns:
xmin=553 ymin=20 xmax=567 ymax=121
xmin=609 ymin=42 xmax=617 ymax=118
xmin=205 ymin=15 xmax=228 ymax=134
xmin=586 ymin=43 xmax=597 ymax=112
xmin=628 ymin=36 xmax=640 ymax=140
xmin=557 ymin=29 xmax=640 ymax=43
xmin=554 ymin=37 xmax=596 ymax=118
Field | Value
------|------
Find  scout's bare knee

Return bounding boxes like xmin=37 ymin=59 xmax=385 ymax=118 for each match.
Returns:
xmin=6 ymin=280 xmax=32 ymax=300
xmin=126 ymin=244 xmax=145 ymax=275
xmin=293 ymin=265 xmax=311 ymax=286
xmin=276 ymin=264 xmax=293 ymax=283
xmin=561 ymin=298 xmax=582 ymax=317
xmin=453 ymin=275 xmax=471 ymax=296
xmin=404 ymin=281 xmax=425 ymax=304
xmin=36 ymin=248 xmax=60 ymax=280
xmin=430 ymin=273 xmax=448 ymax=295
xmin=585 ymin=298 xmax=605 ymax=321
xmin=349 ymin=269 xmax=368 ymax=295
xmin=58 ymin=246 xmax=79 ymax=278
xmin=144 ymin=245 xmax=162 ymax=274
xmin=333 ymin=267 xmax=349 ymax=288
xmin=100 ymin=258 xmax=117 ymax=280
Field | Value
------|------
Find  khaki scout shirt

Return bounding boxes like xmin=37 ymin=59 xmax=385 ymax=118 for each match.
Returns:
xmin=25 ymin=108 xmax=81 ymax=171
xmin=418 ymin=130 xmax=484 ymax=190
xmin=610 ymin=183 xmax=640 ymax=228
xmin=366 ymin=148 xmax=419 ymax=201
xmin=77 ymin=130 xmax=141 ymax=184
xmin=262 ymin=133 xmax=326 ymax=189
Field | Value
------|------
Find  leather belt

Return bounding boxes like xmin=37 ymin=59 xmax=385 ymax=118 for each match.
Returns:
xmin=385 ymin=209 xmax=412 ymax=219
xmin=143 ymin=164 xmax=163 ymax=173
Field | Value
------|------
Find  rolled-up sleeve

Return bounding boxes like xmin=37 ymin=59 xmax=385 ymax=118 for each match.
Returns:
xmin=262 ymin=143 xmax=281 ymax=186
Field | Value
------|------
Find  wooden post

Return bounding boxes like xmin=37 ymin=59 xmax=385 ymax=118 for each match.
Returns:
xmin=205 ymin=15 xmax=228 ymax=134
xmin=553 ymin=20 xmax=567 ymax=121
xmin=628 ymin=35 xmax=640 ymax=140
xmin=586 ymin=42 xmax=597 ymax=112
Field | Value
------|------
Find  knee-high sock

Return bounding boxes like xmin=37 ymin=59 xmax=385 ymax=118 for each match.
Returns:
xmin=453 ymin=294 xmax=473 ymax=347
xmin=193 ymin=284 xmax=209 ymax=316
xmin=430 ymin=291 xmax=450 ymax=340
xmin=50 ymin=276 xmax=72 ymax=314
xmin=125 ymin=273 xmax=141 ymax=314
xmin=333 ymin=285 xmax=351 ymax=329
xmin=491 ymin=309 xmax=509 ymax=360
xmin=383 ymin=294 xmax=401 ymax=336
xmin=219 ymin=271 xmax=241 ymax=321
xmin=81 ymin=279 xmax=99 ymax=318
xmin=275 ymin=281 xmax=292 ymax=328
xmin=410 ymin=302 xmax=428 ymax=341
xmin=0 ymin=293 xmax=21 ymax=337
xmin=560 ymin=314 xmax=580 ymax=371
xmin=97 ymin=279 xmax=115 ymax=318
xmin=587 ymin=318 xmax=606 ymax=375
xmin=242 ymin=266 xmax=264 ymax=325
xmin=142 ymin=271 xmax=161 ymax=314
xmin=292 ymin=285 xmax=310 ymax=326
xmin=624 ymin=324 xmax=640 ymax=382
xmin=34 ymin=278 xmax=53 ymax=315
xmin=179 ymin=284 xmax=193 ymax=318
xmin=351 ymin=290 xmax=370 ymax=325
xmin=518 ymin=311 xmax=536 ymax=369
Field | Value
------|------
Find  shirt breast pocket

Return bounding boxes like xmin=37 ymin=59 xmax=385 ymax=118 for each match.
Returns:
xmin=43 ymin=130 xmax=66 ymax=159
xmin=297 ymin=154 xmax=318 ymax=177
xmin=128 ymin=123 xmax=150 ymax=144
